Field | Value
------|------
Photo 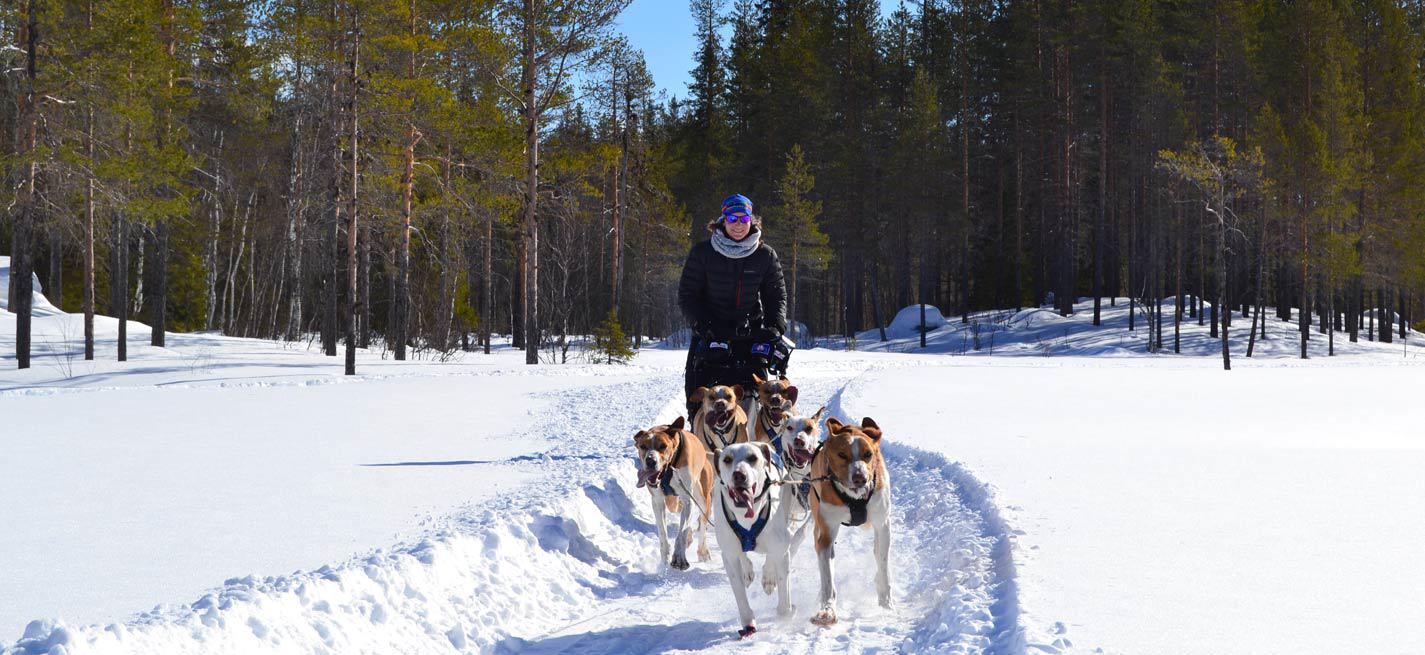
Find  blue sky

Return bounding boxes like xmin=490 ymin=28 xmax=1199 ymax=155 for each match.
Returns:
xmin=617 ymin=0 xmax=903 ymax=100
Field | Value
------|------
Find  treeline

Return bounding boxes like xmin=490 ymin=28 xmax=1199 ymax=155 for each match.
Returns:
xmin=5 ymin=1 xmax=1425 ymax=372
xmin=670 ymin=0 xmax=1425 ymax=363
xmin=1 ymin=0 xmax=688 ymax=371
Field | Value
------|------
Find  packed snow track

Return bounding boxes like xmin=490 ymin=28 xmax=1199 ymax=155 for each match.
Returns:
xmin=3 ymin=365 xmax=1024 ymax=655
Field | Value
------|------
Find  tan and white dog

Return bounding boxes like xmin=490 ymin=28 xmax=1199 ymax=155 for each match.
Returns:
xmin=633 ymin=417 xmax=713 ymax=571
xmin=749 ymin=374 xmax=798 ymax=443
xmin=711 ymin=441 xmax=794 ymax=639
xmin=807 ymin=417 xmax=892 ymax=626
xmin=771 ymin=407 xmax=824 ymax=559
xmin=690 ymin=385 xmax=751 ymax=453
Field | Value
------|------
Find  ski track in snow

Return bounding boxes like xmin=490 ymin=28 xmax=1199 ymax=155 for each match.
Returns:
xmin=5 ymin=364 xmax=1025 ymax=655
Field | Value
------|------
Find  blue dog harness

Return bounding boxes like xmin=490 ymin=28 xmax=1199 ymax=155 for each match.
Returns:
xmin=721 ymin=479 xmax=772 ymax=552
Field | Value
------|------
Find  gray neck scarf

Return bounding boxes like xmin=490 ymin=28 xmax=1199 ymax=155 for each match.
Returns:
xmin=711 ymin=228 xmax=761 ymax=259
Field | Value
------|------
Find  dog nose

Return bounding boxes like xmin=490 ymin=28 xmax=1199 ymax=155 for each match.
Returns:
xmin=732 ymin=470 xmax=747 ymax=485
xmin=851 ymin=471 xmax=867 ymax=486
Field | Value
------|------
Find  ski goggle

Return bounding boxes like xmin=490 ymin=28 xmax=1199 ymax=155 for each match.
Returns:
xmin=722 ymin=212 xmax=753 ymax=224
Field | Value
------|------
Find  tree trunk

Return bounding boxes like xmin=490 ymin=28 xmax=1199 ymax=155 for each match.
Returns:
xmin=345 ymin=10 xmax=360 ymax=375
xmin=113 ymin=215 xmax=128 ymax=362
xmin=12 ymin=0 xmax=39 ymax=369
xmin=204 ymin=132 xmax=226 ymax=331
xmin=483 ymin=208 xmax=493 ymax=354
xmin=84 ymin=64 xmax=95 ymax=360
xmin=521 ymin=0 xmax=539 ymax=365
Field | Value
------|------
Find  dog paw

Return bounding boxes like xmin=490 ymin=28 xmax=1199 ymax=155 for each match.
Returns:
xmin=741 ymin=568 xmax=755 ymax=589
xmin=697 ymin=546 xmax=711 ymax=562
xmin=762 ymin=575 xmax=777 ymax=596
xmin=810 ymin=608 xmax=837 ymax=626
xmin=669 ymin=554 xmax=690 ymax=571
xmin=737 ymin=624 xmax=757 ymax=639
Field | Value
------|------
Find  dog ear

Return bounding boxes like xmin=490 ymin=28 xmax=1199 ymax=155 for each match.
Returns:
xmin=712 ymin=448 xmax=724 ymax=472
xmin=669 ymin=416 xmax=685 ymax=432
xmin=757 ymin=441 xmax=774 ymax=464
xmin=779 ymin=375 xmax=790 ymax=383
xmin=786 ymin=386 xmax=799 ymax=404
xmin=752 ymin=373 xmax=765 ymax=387
xmin=825 ymin=417 xmax=844 ymax=434
xmin=633 ymin=430 xmax=648 ymax=447
xmin=729 ymin=384 xmax=743 ymax=400
xmin=861 ymin=417 xmax=882 ymax=442
xmin=811 ymin=406 xmax=826 ymax=422
xmin=690 ymin=387 xmax=708 ymax=404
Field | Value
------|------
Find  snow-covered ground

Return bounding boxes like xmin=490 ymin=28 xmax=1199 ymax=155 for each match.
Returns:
xmin=5 ymin=255 xmax=1424 ymax=654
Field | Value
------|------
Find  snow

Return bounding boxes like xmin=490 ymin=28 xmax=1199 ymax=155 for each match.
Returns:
xmin=5 ymin=267 xmax=1425 ymax=654
xmin=0 ymin=257 xmax=62 ymax=318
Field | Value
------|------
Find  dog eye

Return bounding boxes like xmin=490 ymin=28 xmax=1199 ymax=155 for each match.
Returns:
xmin=656 ymin=444 xmax=665 ymax=451
xmin=723 ymin=456 xmax=732 ymax=465
xmin=861 ymin=452 xmax=872 ymax=460
xmin=838 ymin=452 xmax=849 ymax=460
xmin=748 ymin=454 xmax=758 ymax=463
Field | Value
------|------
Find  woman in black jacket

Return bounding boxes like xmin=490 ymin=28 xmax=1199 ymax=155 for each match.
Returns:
xmin=677 ymin=194 xmax=788 ymax=417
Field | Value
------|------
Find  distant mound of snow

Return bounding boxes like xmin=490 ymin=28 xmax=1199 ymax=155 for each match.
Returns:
xmin=1008 ymin=307 xmax=1068 ymax=329
xmin=0 ymin=255 xmax=63 ymax=317
xmin=888 ymin=305 xmax=946 ymax=337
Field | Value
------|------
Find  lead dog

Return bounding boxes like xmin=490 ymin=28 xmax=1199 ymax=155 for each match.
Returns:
xmin=690 ymin=385 xmax=751 ymax=452
xmin=807 ymin=417 xmax=892 ymax=626
xmin=749 ymin=374 xmax=798 ymax=443
xmin=711 ymin=441 xmax=793 ymax=639
xmin=772 ymin=407 xmax=824 ymax=560
xmin=634 ymin=417 xmax=713 ymax=570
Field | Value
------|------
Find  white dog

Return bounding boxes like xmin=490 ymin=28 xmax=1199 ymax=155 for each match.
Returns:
xmin=771 ymin=406 xmax=824 ymax=560
xmin=711 ymin=441 xmax=793 ymax=639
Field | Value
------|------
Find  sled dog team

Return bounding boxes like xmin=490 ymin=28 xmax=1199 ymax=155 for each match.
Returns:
xmin=632 ymin=374 xmax=892 ymax=639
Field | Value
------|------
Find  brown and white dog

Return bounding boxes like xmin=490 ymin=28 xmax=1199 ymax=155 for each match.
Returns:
xmin=750 ymin=374 xmax=798 ymax=443
xmin=711 ymin=441 xmax=793 ymax=639
xmin=807 ymin=417 xmax=892 ymax=626
xmin=690 ymin=385 xmax=751 ymax=453
xmin=633 ymin=417 xmax=713 ymax=570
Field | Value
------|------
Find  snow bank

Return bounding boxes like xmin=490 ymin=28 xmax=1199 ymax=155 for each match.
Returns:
xmin=0 ymin=256 xmax=62 ymax=317
xmin=889 ymin=304 xmax=947 ymax=335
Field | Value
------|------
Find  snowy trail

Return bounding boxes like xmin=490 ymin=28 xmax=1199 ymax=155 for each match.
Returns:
xmin=5 ymin=364 xmax=1024 ymax=654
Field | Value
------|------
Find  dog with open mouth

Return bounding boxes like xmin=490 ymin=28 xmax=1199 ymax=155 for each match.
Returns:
xmin=750 ymin=374 xmax=798 ymax=444
xmin=771 ymin=407 xmax=824 ymax=561
xmin=807 ymin=417 xmax=892 ymax=626
xmin=633 ymin=417 xmax=713 ymax=571
xmin=690 ymin=385 xmax=751 ymax=454
xmin=711 ymin=441 xmax=794 ymax=639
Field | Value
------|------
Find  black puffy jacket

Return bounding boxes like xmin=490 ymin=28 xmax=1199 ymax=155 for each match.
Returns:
xmin=677 ymin=233 xmax=788 ymax=338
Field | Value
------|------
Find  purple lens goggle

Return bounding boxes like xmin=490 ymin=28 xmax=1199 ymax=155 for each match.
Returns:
xmin=723 ymin=211 xmax=753 ymax=224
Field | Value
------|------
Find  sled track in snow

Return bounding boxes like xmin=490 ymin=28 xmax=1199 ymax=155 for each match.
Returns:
xmin=5 ymin=368 xmax=1025 ymax=655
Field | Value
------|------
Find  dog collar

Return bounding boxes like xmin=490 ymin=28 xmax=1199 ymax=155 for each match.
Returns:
xmin=658 ymin=430 xmax=686 ymax=497
xmin=707 ymin=415 xmax=737 ymax=449
xmin=831 ymin=474 xmax=875 ymax=527
xmin=721 ymin=491 xmax=771 ymax=552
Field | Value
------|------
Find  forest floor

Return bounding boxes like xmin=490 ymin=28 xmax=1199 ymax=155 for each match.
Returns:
xmin=4 ymin=256 xmax=1424 ymax=654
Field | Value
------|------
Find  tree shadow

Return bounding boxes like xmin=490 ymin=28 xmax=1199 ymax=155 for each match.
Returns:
xmin=492 ymin=620 xmax=728 ymax=655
